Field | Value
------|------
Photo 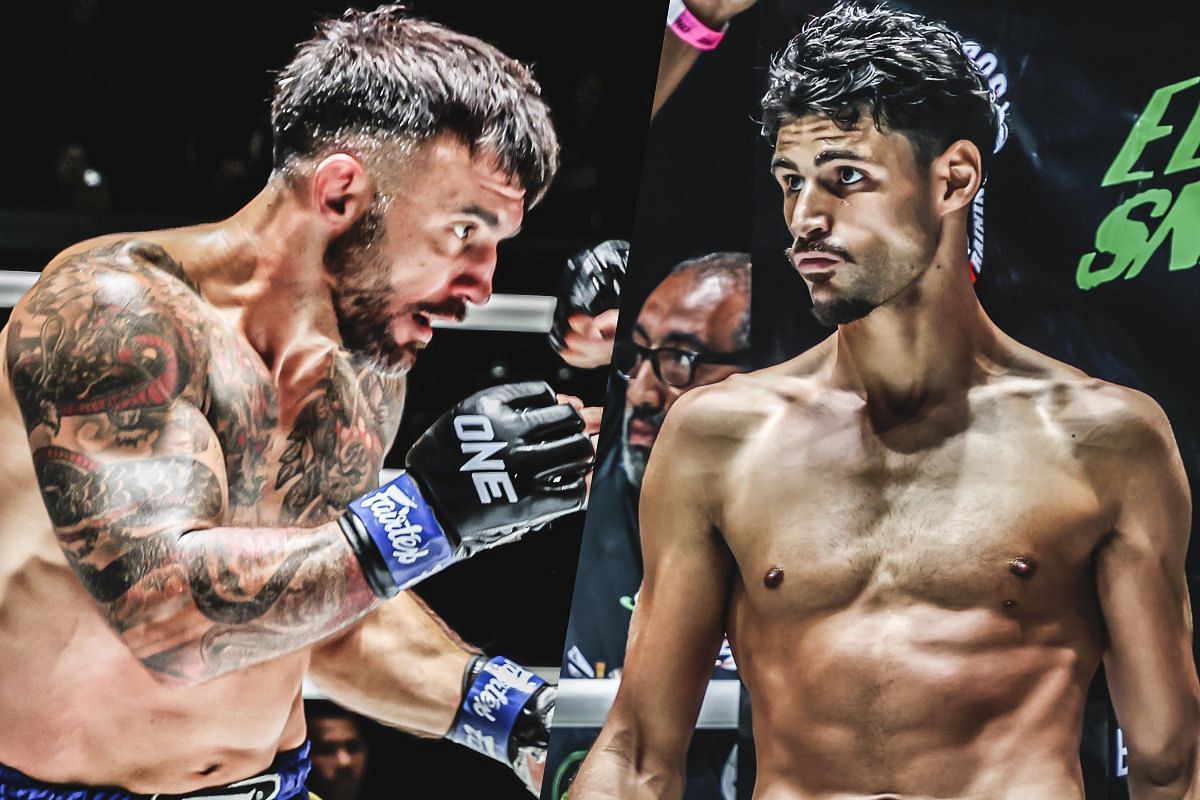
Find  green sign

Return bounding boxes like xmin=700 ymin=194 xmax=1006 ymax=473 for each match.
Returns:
xmin=1077 ymin=76 xmax=1200 ymax=290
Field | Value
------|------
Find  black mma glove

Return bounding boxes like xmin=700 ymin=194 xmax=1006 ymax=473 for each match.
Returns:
xmin=446 ymin=654 xmax=554 ymax=796
xmin=338 ymin=382 xmax=593 ymax=598
xmin=548 ymin=239 xmax=629 ymax=353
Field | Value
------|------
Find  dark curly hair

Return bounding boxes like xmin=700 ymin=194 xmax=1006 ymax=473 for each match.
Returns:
xmin=761 ymin=2 xmax=1000 ymax=177
xmin=271 ymin=4 xmax=559 ymax=206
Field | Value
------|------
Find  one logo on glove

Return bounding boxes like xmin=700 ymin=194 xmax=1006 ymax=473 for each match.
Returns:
xmin=454 ymin=415 xmax=518 ymax=504
xmin=471 ymin=659 xmax=539 ymax=723
xmin=357 ymin=483 xmax=430 ymax=565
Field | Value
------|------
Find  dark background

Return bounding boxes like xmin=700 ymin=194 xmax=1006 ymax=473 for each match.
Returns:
xmin=0 ymin=1 xmax=664 ymax=796
xmin=613 ymin=8 xmax=762 ymax=324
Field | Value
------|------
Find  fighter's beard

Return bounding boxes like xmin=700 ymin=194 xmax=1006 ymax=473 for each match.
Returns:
xmin=811 ymin=296 xmax=877 ymax=327
xmin=784 ymin=241 xmax=875 ymax=327
xmin=325 ymin=199 xmax=465 ymax=377
xmin=620 ymin=406 xmax=665 ymax=487
xmin=620 ymin=441 xmax=648 ymax=487
xmin=331 ymin=289 xmax=420 ymax=378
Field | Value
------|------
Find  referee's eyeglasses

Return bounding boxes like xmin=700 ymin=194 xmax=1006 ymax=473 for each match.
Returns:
xmin=613 ymin=340 xmax=751 ymax=389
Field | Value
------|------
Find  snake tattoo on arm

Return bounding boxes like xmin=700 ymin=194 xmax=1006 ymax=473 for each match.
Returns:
xmin=6 ymin=241 xmax=387 ymax=683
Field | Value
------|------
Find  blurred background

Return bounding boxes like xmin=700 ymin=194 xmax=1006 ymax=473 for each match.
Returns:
xmin=0 ymin=1 xmax=665 ymax=796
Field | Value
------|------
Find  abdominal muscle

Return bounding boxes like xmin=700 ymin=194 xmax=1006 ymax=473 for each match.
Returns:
xmin=732 ymin=602 xmax=1094 ymax=800
xmin=0 ymin=531 xmax=310 ymax=794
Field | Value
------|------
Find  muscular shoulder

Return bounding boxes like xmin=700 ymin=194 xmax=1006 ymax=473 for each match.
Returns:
xmin=647 ymin=369 xmax=793 ymax=500
xmin=44 ymin=236 xmax=197 ymax=288
xmin=989 ymin=350 xmax=1170 ymax=451
xmin=972 ymin=337 xmax=1171 ymax=449
xmin=1038 ymin=376 xmax=1189 ymax=546
xmin=667 ymin=376 xmax=768 ymax=443
xmin=7 ymin=240 xmax=212 ymax=428
xmin=984 ymin=364 xmax=1182 ymax=512
xmin=660 ymin=339 xmax=846 ymax=445
xmin=1058 ymin=378 xmax=1177 ymax=460
xmin=18 ymin=239 xmax=203 ymax=325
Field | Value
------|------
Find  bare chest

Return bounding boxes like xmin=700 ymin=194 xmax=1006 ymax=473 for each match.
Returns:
xmin=204 ymin=340 xmax=400 ymax=529
xmin=722 ymin=410 xmax=1107 ymax=614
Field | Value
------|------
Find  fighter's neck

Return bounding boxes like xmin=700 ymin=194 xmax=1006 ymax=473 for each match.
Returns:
xmin=186 ymin=182 xmax=342 ymax=381
xmin=830 ymin=259 xmax=1000 ymax=420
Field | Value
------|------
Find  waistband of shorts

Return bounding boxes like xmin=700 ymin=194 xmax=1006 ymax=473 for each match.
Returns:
xmin=0 ymin=741 xmax=311 ymax=800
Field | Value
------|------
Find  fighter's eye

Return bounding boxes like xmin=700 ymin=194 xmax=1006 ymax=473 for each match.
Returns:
xmin=784 ymin=174 xmax=804 ymax=193
xmin=452 ymin=223 xmax=475 ymax=242
xmin=837 ymin=167 xmax=865 ymax=185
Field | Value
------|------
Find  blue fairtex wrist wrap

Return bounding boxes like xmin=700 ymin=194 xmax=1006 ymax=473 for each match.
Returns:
xmin=344 ymin=472 xmax=457 ymax=595
xmin=446 ymin=656 xmax=545 ymax=762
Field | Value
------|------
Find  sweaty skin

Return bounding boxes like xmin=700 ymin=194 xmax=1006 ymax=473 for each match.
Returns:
xmin=572 ymin=115 xmax=1200 ymax=799
xmin=606 ymin=345 xmax=1195 ymax=799
xmin=0 ymin=136 xmax=525 ymax=793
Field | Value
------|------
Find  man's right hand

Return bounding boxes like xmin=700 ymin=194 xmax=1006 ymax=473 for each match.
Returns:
xmin=339 ymin=381 xmax=593 ymax=599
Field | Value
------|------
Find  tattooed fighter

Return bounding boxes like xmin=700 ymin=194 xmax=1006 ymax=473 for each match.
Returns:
xmin=573 ymin=5 xmax=1200 ymax=799
xmin=0 ymin=7 xmax=592 ymax=800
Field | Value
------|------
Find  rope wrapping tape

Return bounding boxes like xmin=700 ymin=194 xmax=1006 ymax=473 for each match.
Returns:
xmin=554 ymin=678 xmax=740 ymax=729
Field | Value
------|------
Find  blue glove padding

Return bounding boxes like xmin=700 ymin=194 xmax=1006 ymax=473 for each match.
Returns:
xmin=447 ymin=656 xmax=546 ymax=762
xmin=340 ymin=472 xmax=456 ymax=595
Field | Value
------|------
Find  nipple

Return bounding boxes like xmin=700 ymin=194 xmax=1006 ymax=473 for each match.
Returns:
xmin=1008 ymin=555 xmax=1037 ymax=579
xmin=763 ymin=567 xmax=785 ymax=589
xmin=1008 ymin=554 xmax=1036 ymax=578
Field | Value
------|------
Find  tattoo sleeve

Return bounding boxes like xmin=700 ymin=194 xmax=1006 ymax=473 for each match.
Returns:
xmin=7 ymin=242 xmax=377 ymax=684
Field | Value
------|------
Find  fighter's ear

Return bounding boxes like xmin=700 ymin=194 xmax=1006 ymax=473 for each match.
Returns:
xmin=931 ymin=139 xmax=983 ymax=216
xmin=311 ymin=154 xmax=374 ymax=235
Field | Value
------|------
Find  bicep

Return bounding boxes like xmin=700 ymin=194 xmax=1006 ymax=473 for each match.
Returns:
xmin=7 ymin=262 xmax=228 ymax=610
xmin=1097 ymin=404 xmax=1199 ymax=759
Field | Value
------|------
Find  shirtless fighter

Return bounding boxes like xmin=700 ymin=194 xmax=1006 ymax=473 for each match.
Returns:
xmin=0 ymin=7 xmax=592 ymax=799
xmin=572 ymin=4 xmax=1200 ymax=799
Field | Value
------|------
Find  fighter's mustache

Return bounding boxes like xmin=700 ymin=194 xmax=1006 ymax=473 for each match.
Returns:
xmin=414 ymin=297 xmax=468 ymax=323
xmin=784 ymin=240 xmax=855 ymax=263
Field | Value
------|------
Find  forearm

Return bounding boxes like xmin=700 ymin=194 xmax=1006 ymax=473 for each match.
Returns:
xmin=105 ymin=519 xmax=377 ymax=684
xmin=308 ymin=591 xmax=474 ymax=736
xmin=571 ymin=721 xmax=685 ymax=800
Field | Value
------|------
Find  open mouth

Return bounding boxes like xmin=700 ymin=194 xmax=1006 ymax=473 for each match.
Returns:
xmin=408 ymin=312 xmax=435 ymax=344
